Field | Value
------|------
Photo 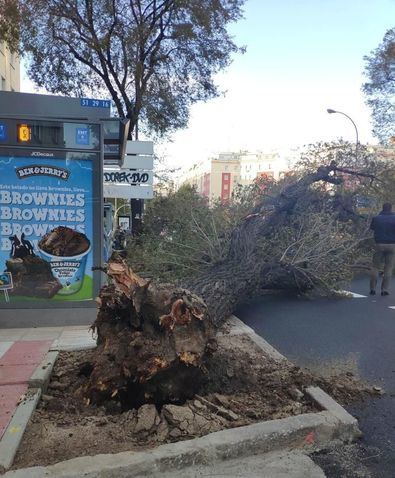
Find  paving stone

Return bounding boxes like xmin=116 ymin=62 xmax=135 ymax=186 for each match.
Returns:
xmin=0 ymin=341 xmax=52 ymax=366
xmin=0 ymin=330 xmax=25 ymax=342
xmin=0 ymin=343 xmax=13 ymax=360
xmin=0 ymin=365 xmax=37 ymax=385
xmin=20 ymin=328 xmax=62 ymax=341
xmin=0 ymin=384 xmax=28 ymax=439
xmin=51 ymin=330 xmax=96 ymax=351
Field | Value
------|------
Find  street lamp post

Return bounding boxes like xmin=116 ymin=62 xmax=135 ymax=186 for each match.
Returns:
xmin=327 ymin=108 xmax=359 ymax=160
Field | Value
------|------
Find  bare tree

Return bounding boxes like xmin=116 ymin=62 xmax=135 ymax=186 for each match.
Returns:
xmin=363 ymin=27 xmax=395 ymax=144
xmin=2 ymin=0 xmax=245 ymax=137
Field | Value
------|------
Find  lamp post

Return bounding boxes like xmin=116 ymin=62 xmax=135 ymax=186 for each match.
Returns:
xmin=327 ymin=108 xmax=359 ymax=160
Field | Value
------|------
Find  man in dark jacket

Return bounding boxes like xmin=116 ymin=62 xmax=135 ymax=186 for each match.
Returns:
xmin=370 ymin=203 xmax=395 ymax=295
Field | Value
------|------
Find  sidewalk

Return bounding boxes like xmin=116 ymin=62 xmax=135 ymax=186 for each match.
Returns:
xmin=153 ymin=450 xmax=326 ymax=478
xmin=0 ymin=326 xmax=96 ymax=440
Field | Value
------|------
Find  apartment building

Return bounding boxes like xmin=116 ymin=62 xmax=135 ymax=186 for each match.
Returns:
xmin=180 ymin=149 xmax=296 ymax=202
xmin=0 ymin=41 xmax=20 ymax=92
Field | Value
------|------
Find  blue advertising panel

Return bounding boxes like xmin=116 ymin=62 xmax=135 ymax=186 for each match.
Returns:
xmin=0 ymin=154 xmax=94 ymax=302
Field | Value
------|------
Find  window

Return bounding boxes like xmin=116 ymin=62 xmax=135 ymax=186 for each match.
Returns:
xmin=1 ymin=77 xmax=6 ymax=91
xmin=223 ymin=184 xmax=228 ymax=190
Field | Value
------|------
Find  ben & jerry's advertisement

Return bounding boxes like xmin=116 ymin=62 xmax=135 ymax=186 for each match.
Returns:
xmin=0 ymin=155 xmax=93 ymax=302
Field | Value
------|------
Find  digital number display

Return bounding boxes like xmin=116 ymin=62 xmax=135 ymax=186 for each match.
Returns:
xmin=0 ymin=119 xmax=100 ymax=150
xmin=17 ymin=124 xmax=31 ymax=142
xmin=80 ymin=98 xmax=111 ymax=108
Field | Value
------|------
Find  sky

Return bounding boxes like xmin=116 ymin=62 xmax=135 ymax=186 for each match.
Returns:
xmin=21 ymin=0 xmax=395 ymax=171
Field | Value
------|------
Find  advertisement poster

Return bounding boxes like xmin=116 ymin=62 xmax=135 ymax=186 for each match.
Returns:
xmin=0 ymin=155 xmax=93 ymax=302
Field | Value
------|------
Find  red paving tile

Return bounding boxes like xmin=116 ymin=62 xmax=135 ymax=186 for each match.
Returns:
xmin=0 ymin=384 xmax=28 ymax=439
xmin=0 ymin=340 xmax=52 ymax=366
xmin=0 ymin=340 xmax=52 ymax=439
xmin=0 ymin=364 xmax=37 ymax=385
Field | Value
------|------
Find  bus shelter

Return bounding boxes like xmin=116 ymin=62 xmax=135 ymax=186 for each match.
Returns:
xmin=0 ymin=91 xmax=110 ymax=326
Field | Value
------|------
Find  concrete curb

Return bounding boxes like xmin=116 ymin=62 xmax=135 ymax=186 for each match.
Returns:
xmin=28 ymin=351 xmax=59 ymax=393
xmin=2 ymin=410 xmax=349 ymax=478
xmin=0 ymin=350 xmax=58 ymax=473
xmin=1 ymin=316 xmax=362 ymax=476
xmin=306 ymin=386 xmax=362 ymax=441
xmin=228 ymin=315 xmax=362 ymax=443
xmin=0 ymin=389 xmax=41 ymax=473
xmin=226 ymin=315 xmax=287 ymax=362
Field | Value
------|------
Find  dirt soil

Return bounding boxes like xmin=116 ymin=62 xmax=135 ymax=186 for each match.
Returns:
xmin=13 ymin=329 xmax=371 ymax=470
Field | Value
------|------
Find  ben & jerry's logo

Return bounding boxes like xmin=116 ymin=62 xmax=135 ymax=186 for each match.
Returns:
xmin=15 ymin=165 xmax=70 ymax=180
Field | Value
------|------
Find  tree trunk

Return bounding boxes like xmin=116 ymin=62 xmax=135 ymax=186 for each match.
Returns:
xmin=85 ymin=163 xmax=362 ymax=408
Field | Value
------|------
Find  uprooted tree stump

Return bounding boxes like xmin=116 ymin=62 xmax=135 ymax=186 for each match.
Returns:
xmin=87 ymin=262 xmax=215 ymax=407
xmin=84 ymin=163 xmax=372 ymax=408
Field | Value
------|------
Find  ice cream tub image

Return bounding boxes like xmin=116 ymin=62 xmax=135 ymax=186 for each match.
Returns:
xmin=37 ymin=226 xmax=91 ymax=296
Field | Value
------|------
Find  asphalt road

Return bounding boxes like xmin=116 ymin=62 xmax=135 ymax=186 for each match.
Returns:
xmin=236 ymin=276 xmax=395 ymax=477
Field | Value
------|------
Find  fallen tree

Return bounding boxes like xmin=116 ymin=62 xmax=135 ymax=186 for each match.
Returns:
xmin=85 ymin=163 xmax=373 ymax=408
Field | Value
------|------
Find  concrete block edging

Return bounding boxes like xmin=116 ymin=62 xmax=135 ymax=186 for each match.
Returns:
xmin=1 ymin=316 xmax=361 ymax=476
xmin=28 ymin=351 xmax=59 ymax=392
xmin=0 ymin=389 xmax=41 ymax=473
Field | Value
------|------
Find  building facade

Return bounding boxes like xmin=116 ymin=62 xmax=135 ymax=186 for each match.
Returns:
xmin=0 ymin=42 xmax=20 ymax=92
xmin=180 ymin=149 xmax=297 ymax=202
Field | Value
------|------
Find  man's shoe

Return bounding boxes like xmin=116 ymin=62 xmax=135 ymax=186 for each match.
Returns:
xmin=370 ymin=290 xmax=376 ymax=295
xmin=381 ymin=291 xmax=390 ymax=296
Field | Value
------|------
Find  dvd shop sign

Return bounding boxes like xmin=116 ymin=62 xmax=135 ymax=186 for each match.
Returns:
xmin=103 ymin=168 xmax=153 ymax=186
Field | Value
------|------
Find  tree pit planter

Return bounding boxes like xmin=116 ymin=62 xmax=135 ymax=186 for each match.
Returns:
xmin=10 ymin=320 xmax=367 ymax=471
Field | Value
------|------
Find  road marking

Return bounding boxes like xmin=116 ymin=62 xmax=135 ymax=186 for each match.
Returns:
xmin=388 ymin=306 xmax=395 ymax=309
xmin=340 ymin=291 xmax=367 ymax=298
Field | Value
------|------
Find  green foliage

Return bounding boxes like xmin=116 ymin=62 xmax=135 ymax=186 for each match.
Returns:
xmin=0 ymin=0 xmax=19 ymax=52
xmin=363 ymin=28 xmax=395 ymax=144
xmin=11 ymin=0 xmax=245 ymax=137
xmin=127 ymin=183 xmax=256 ymax=280
xmin=129 ymin=142 xmax=395 ymax=292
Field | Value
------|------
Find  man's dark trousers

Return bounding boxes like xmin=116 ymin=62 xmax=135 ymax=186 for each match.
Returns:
xmin=370 ymin=244 xmax=395 ymax=292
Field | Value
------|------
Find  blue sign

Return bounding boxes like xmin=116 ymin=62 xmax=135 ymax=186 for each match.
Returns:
xmin=76 ymin=127 xmax=90 ymax=145
xmin=80 ymin=98 xmax=111 ymax=108
xmin=0 ymin=124 xmax=7 ymax=141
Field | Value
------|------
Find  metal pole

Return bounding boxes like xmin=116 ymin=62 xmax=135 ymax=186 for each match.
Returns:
xmin=327 ymin=109 xmax=359 ymax=161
